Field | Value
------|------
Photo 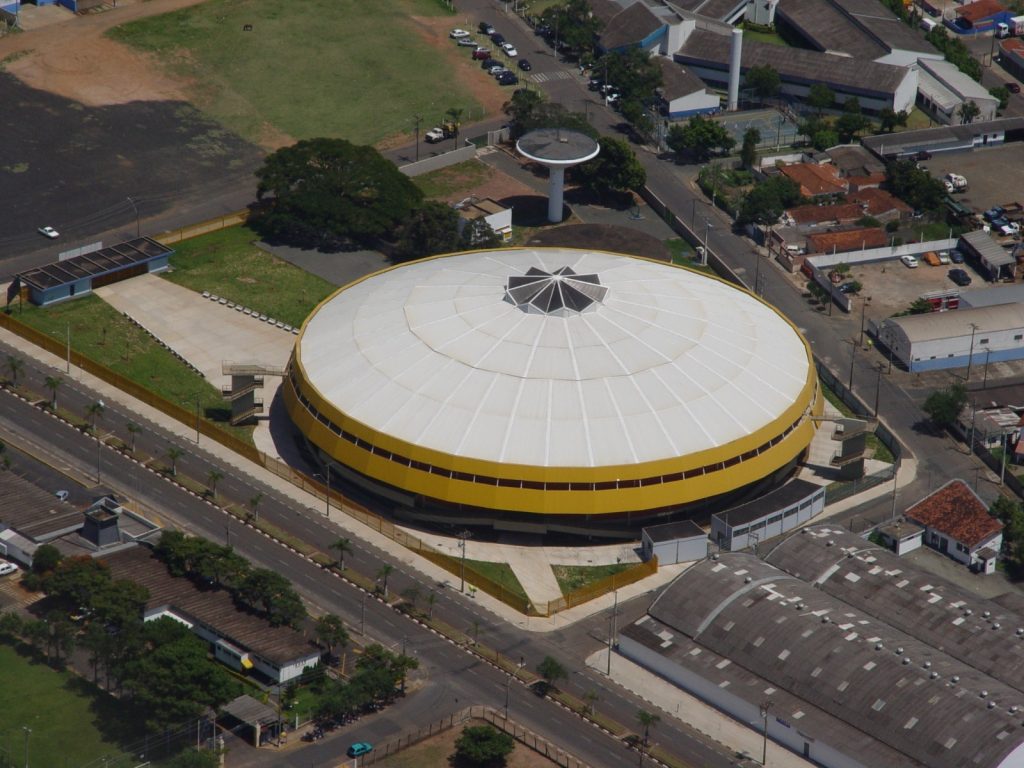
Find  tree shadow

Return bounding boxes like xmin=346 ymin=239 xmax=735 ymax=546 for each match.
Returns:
xmin=64 ymin=675 xmax=148 ymax=746
xmin=498 ymin=195 xmax=567 ymax=227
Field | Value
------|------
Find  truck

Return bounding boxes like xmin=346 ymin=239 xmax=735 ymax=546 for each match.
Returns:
xmin=424 ymin=121 xmax=459 ymax=144
xmin=996 ymin=15 xmax=1024 ymax=37
xmin=943 ymin=172 xmax=968 ymax=193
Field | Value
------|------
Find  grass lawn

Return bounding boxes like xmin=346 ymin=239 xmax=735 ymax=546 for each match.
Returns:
xmin=14 ymin=296 xmax=252 ymax=442
xmin=552 ymin=563 xmax=632 ymax=594
xmin=0 ymin=642 xmax=132 ymax=766
xmin=464 ymin=559 xmax=529 ymax=602
xmin=108 ymin=0 xmax=482 ymax=146
xmin=740 ymin=27 xmax=787 ymax=45
xmin=413 ymin=159 xmax=496 ymax=199
xmin=162 ymin=226 xmax=336 ymax=328
xmin=374 ymin=719 xmax=557 ymax=768
xmin=902 ymin=107 xmax=934 ymax=132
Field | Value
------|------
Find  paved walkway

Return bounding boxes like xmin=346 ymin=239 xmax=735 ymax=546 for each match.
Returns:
xmin=588 ymin=649 xmax=814 ymax=768
xmin=94 ymin=274 xmax=294 ymax=453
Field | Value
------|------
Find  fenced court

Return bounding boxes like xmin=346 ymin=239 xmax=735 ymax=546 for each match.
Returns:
xmin=714 ymin=108 xmax=802 ymax=150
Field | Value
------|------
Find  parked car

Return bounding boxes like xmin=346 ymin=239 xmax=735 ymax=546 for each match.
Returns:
xmin=449 ymin=28 xmax=471 ymax=39
xmin=490 ymin=32 xmax=506 ymax=45
xmin=55 ymin=490 xmax=70 ymax=501
xmin=588 ymin=78 xmax=603 ymax=91
xmin=38 ymin=226 xmax=59 ymax=239
xmin=0 ymin=561 xmax=17 ymax=577
xmin=479 ymin=21 xmax=495 ymax=34
xmin=456 ymin=37 xmax=478 ymax=47
xmin=472 ymin=47 xmax=491 ymax=59
xmin=489 ymin=65 xmax=508 ymax=76
xmin=347 ymin=743 xmax=374 ymax=758
xmin=949 ymin=268 xmax=972 ymax=286
xmin=501 ymin=42 xmax=518 ymax=57
xmin=497 ymin=72 xmax=519 ymax=86
xmin=1008 ymin=82 xmax=1021 ymax=94
xmin=534 ymin=23 xmax=551 ymax=36
xmin=913 ymin=150 xmax=932 ymax=161
xmin=838 ymin=282 xmax=858 ymax=294
xmin=985 ymin=206 xmax=1006 ymax=221
xmin=900 ymin=254 xmax=919 ymax=268
xmin=481 ymin=57 xmax=501 ymax=70
xmin=938 ymin=251 xmax=951 ymax=265
xmin=950 ymin=249 xmax=965 ymax=263
xmin=518 ymin=58 xmax=532 ymax=71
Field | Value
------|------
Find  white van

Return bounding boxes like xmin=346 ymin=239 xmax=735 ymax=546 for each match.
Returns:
xmin=920 ymin=18 xmax=938 ymax=32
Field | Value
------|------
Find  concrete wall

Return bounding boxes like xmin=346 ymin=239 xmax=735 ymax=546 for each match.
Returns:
xmin=711 ymin=484 xmax=825 ymax=551
xmin=617 ymin=635 xmax=872 ymax=768
xmin=643 ymin=534 xmax=708 ymax=564
xmin=399 ymin=144 xmax=477 ymax=177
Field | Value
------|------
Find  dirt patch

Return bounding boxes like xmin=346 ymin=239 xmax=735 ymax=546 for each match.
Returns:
xmin=0 ymin=0 xmax=205 ymax=106
xmin=440 ymin=160 xmax=538 ymax=206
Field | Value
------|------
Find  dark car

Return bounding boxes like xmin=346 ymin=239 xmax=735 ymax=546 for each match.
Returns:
xmin=518 ymin=58 xmax=532 ymax=71
xmin=472 ymin=47 xmax=491 ymax=60
xmin=950 ymin=249 xmax=965 ymax=264
xmin=535 ymin=23 xmax=551 ymax=36
xmin=490 ymin=32 xmax=506 ymax=45
xmin=1008 ymin=82 xmax=1021 ymax=94
xmin=913 ymin=150 xmax=932 ymax=161
xmin=588 ymin=78 xmax=604 ymax=91
xmin=498 ymin=71 xmax=519 ymax=86
xmin=838 ymin=282 xmax=859 ymax=294
xmin=479 ymin=21 xmax=495 ymax=34
xmin=481 ymin=57 xmax=501 ymax=70
xmin=949 ymin=268 xmax=972 ymax=286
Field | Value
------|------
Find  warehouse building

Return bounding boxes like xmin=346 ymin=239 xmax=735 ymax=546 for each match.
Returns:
xmin=917 ymin=58 xmax=1000 ymax=125
xmin=655 ymin=57 xmax=720 ymax=118
xmin=878 ymin=302 xmax=1024 ymax=372
xmin=862 ymin=116 xmax=1024 ymax=159
xmin=619 ymin=550 xmax=1024 ymax=768
xmin=675 ymin=29 xmax=919 ymax=114
xmin=284 ymin=248 xmax=821 ymax=537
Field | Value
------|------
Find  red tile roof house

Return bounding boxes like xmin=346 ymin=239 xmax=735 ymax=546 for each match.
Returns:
xmin=779 ymin=163 xmax=848 ymax=198
xmin=905 ymin=479 xmax=1004 ymax=574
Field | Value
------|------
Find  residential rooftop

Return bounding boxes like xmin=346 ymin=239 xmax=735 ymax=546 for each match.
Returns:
xmin=905 ymin=479 xmax=1003 ymax=548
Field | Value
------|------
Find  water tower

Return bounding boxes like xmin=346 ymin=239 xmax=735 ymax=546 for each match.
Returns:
xmin=516 ymin=128 xmax=600 ymax=223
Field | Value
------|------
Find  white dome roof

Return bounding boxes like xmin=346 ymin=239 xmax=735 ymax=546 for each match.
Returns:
xmin=297 ymin=249 xmax=811 ymax=468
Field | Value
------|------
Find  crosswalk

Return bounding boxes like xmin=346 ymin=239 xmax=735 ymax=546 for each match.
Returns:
xmin=530 ymin=71 xmax=573 ymax=83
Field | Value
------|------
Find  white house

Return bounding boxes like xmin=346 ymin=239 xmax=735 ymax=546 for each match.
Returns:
xmin=905 ymin=479 xmax=1003 ymax=573
xmin=455 ymin=198 xmax=512 ymax=242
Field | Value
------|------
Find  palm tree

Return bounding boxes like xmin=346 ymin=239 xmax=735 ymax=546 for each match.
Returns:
xmin=86 ymin=401 xmax=105 ymax=433
xmin=636 ymin=709 xmax=660 ymax=766
xmin=426 ymin=591 xmax=437 ymax=620
xmin=377 ymin=564 xmax=394 ymax=595
xmin=445 ymin=106 xmax=464 ymax=147
xmin=126 ymin=421 xmax=140 ymax=454
xmin=248 ymin=492 xmax=263 ymax=522
xmin=330 ymin=537 xmax=352 ymax=571
xmin=166 ymin=445 xmax=183 ymax=477
xmin=207 ymin=468 xmax=225 ymax=499
xmin=6 ymin=355 xmax=23 ymax=388
xmin=44 ymin=375 xmax=62 ymax=409
xmin=583 ymin=690 xmax=600 ymax=716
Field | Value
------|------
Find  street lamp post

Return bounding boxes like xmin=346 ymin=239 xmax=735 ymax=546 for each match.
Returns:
xmin=606 ymin=587 xmax=619 ymax=675
xmin=759 ymin=700 xmax=773 ymax=766
xmin=94 ymin=399 xmax=105 ymax=484
xmin=413 ymin=115 xmax=423 ymax=162
xmin=847 ymin=338 xmax=857 ymax=394
xmin=983 ymin=347 xmax=992 ymax=389
xmin=874 ymin=363 xmax=884 ymax=417
xmin=457 ymin=530 xmax=472 ymax=592
xmin=858 ymin=296 xmax=872 ymax=348
xmin=702 ymin=218 xmax=712 ymax=267
xmin=503 ymin=659 xmax=525 ymax=720
xmin=966 ymin=323 xmax=980 ymax=381
xmin=126 ymin=196 xmax=140 ymax=238
xmin=21 ymin=726 xmax=30 ymax=768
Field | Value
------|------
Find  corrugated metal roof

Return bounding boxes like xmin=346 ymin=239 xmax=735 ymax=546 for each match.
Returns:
xmin=645 ymin=551 xmax=1024 ymax=768
xmin=963 ymin=229 xmax=1016 ymax=266
xmin=917 ymin=68 xmax=964 ymax=113
xmin=776 ymin=0 xmax=887 ymax=60
xmin=920 ymin=58 xmax=999 ymax=104
xmin=862 ymin=117 xmax=1024 ymax=156
xmin=884 ymin=303 xmax=1024 ymax=344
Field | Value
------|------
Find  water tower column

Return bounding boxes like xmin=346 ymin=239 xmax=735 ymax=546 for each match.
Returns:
xmin=548 ymin=166 xmax=566 ymax=223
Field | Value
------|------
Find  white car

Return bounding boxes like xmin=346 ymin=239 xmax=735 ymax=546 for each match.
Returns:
xmin=456 ymin=37 xmax=478 ymax=46
xmin=449 ymin=28 xmax=471 ymax=39
xmin=501 ymin=42 xmax=519 ymax=57
xmin=0 ymin=561 xmax=17 ymax=577
xmin=489 ymin=65 xmax=508 ymax=76
xmin=900 ymin=255 xmax=919 ymax=268
xmin=38 ymin=226 xmax=59 ymax=239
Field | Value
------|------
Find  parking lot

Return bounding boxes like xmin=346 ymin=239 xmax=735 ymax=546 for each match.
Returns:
xmin=838 ymin=255 xmax=989 ymax=319
xmin=920 ymin=143 xmax=1024 ymax=214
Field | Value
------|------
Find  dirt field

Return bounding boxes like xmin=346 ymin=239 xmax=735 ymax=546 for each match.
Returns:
xmin=373 ymin=720 xmax=560 ymax=768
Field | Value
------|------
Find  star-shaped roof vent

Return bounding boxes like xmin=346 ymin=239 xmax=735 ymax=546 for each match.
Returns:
xmin=504 ymin=267 xmax=607 ymax=316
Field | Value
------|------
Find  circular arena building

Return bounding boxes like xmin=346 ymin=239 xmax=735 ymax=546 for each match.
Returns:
xmin=283 ymin=248 xmax=821 ymax=537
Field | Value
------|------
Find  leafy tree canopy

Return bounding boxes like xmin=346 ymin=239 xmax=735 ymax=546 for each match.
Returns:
xmin=601 ymin=47 xmax=663 ymax=107
xmin=737 ymin=176 xmax=802 ymax=227
xmin=454 ymin=725 xmax=515 ymax=768
xmin=885 ymin=159 xmax=946 ymax=213
xmin=253 ymin=138 xmax=423 ymax=249
xmin=922 ymin=383 xmax=967 ymax=428
xmin=666 ymin=115 xmax=736 ymax=162
xmin=540 ymin=0 xmax=602 ymax=54
xmin=394 ymin=201 xmax=461 ymax=263
xmin=574 ymin=136 xmax=646 ymax=199
xmin=745 ymin=65 xmax=780 ymax=99
xmin=807 ymin=84 xmax=835 ymax=113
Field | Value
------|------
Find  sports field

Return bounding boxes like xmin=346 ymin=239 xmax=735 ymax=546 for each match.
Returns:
xmin=0 ymin=642 xmax=131 ymax=766
xmin=108 ymin=0 xmax=491 ymax=147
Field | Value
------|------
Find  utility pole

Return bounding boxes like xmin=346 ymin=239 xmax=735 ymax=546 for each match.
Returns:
xmin=126 ymin=196 xmax=140 ymax=238
xmin=606 ymin=588 xmax=619 ymax=675
xmin=859 ymin=296 xmax=872 ymax=348
xmin=360 ymin=592 xmax=367 ymax=635
xmin=759 ymin=700 xmax=773 ymax=765
xmin=966 ymin=322 xmax=980 ymax=381
xmin=413 ymin=115 xmax=423 ymax=162
xmin=457 ymin=530 xmax=472 ymax=593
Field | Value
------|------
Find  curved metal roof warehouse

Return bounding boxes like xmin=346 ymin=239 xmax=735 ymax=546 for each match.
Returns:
xmin=284 ymin=248 xmax=821 ymax=533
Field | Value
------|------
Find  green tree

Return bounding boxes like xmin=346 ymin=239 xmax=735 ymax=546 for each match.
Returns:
xmin=445 ymin=107 xmax=464 ymax=147
xmin=537 ymin=655 xmax=567 ymax=691
xmin=926 ymin=29 xmax=982 ymax=81
xmin=5 ymin=355 xmax=23 ymax=387
xmin=126 ymin=421 xmax=141 ymax=454
xmin=810 ymin=128 xmax=839 ymax=151
xmin=253 ymin=138 xmax=423 ymax=249
xmin=315 ymin=614 xmax=349 ymax=658
xmin=666 ymin=116 xmax=736 ymax=162
xmin=86 ymin=400 xmax=105 ymax=433
xmin=394 ymin=201 xmax=461 ymax=263
xmin=574 ymin=136 xmax=646 ymax=200
xmin=45 ymin=556 xmax=113 ymax=612
xmin=44 ymin=374 xmax=61 ymax=409
xmin=237 ymin=568 xmax=307 ymax=627
xmin=744 ymin=65 xmax=780 ymax=101
xmin=740 ymin=127 xmax=761 ymax=169
xmin=836 ymin=101 xmax=869 ymax=142
xmin=91 ymin=579 xmax=149 ymax=631
xmin=32 ymin=544 xmax=62 ymax=575
xmin=922 ymin=382 xmax=967 ymax=428
xmin=878 ymin=108 xmax=909 ymax=133
xmin=330 ymin=537 xmax=352 ymax=571
xmin=460 ymin=219 xmax=502 ymax=250
xmin=807 ymin=83 xmax=835 ymax=114
xmin=81 ymin=621 xmax=114 ymax=684
xmin=0 ymin=611 xmax=24 ymax=640
xmin=454 ymin=724 xmax=515 ymax=767
xmin=247 ymin=492 xmax=263 ymax=522
xmin=541 ymin=0 xmax=603 ymax=56
xmin=885 ymin=159 xmax=946 ymax=213
xmin=503 ymin=89 xmax=544 ymax=137
xmin=991 ymin=86 xmax=1011 ymax=111
xmin=166 ymin=445 xmax=184 ymax=476
xmin=377 ymin=564 xmax=394 ymax=595
xmin=602 ymin=47 xmax=662 ymax=107
xmin=206 ymin=468 xmax=224 ymax=499
xmin=636 ymin=709 xmax=661 ymax=766
xmin=958 ymin=100 xmax=981 ymax=124
xmin=737 ymin=176 xmax=802 ymax=227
